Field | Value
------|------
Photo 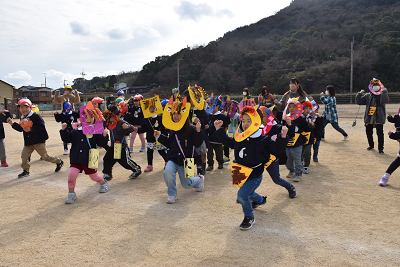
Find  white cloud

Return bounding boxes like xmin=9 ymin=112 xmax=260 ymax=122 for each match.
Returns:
xmin=80 ymin=47 xmax=91 ymax=52
xmin=107 ymin=28 xmax=128 ymax=40
xmin=174 ymin=1 xmax=214 ymax=21
xmin=70 ymin=21 xmax=90 ymax=36
xmin=4 ymin=71 xmax=32 ymax=83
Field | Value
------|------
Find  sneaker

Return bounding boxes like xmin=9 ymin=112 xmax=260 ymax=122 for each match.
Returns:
xmin=313 ymin=157 xmax=318 ymax=162
xmin=223 ymin=156 xmax=230 ymax=163
xmin=288 ymin=186 xmax=297 ymax=198
xmin=286 ymin=172 xmax=295 ymax=178
xmin=379 ymin=176 xmax=388 ymax=186
xmin=293 ymin=175 xmax=302 ymax=182
xmin=129 ymin=147 xmax=133 ymax=152
xmin=167 ymin=195 xmax=177 ymax=204
xmin=321 ymin=137 xmax=325 ymax=141
xmin=139 ymin=147 xmax=146 ymax=152
xmin=206 ymin=166 xmax=213 ymax=171
xmin=55 ymin=160 xmax=64 ymax=172
xmin=367 ymin=147 xmax=374 ymax=151
xmin=99 ymin=180 xmax=109 ymax=193
xmin=144 ymin=165 xmax=153 ymax=172
xmin=252 ymin=196 xmax=267 ymax=209
xmin=239 ymin=215 xmax=255 ymax=230
xmin=218 ymin=164 xmax=223 ymax=169
xmin=65 ymin=192 xmax=77 ymax=204
xmin=1 ymin=161 xmax=8 ymax=167
xmin=103 ymin=173 xmax=113 ymax=181
xmin=303 ymin=167 xmax=309 ymax=174
xmin=379 ymin=150 xmax=384 ymax=154
xmin=196 ymin=174 xmax=205 ymax=192
xmin=343 ymin=135 xmax=349 ymax=141
xmin=18 ymin=170 xmax=30 ymax=178
xmin=63 ymin=149 xmax=68 ymax=155
xmin=129 ymin=169 xmax=142 ymax=179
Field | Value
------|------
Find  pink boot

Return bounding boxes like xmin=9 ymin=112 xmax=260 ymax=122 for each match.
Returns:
xmin=144 ymin=165 xmax=153 ymax=172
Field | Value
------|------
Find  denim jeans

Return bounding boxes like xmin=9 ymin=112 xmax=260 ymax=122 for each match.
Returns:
xmin=163 ymin=160 xmax=201 ymax=196
xmin=266 ymin=160 xmax=293 ymax=190
xmin=237 ymin=174 xmax=263 ymax=215
xmin=313 ymin=140 xmax=321 ymax=158
xmin=286 ymin=146 xmax=303 ymax=176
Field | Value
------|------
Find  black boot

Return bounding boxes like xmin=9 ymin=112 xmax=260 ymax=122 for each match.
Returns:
xmin=201 ymin=163 xmax=206 ymax=175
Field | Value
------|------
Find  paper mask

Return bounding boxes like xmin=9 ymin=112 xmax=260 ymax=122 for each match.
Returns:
xmin=162 ymin=96 xmax=190 ymax=131
xmin=234 ymin=106 xmax=262 ymax=142
xmin=188 ymin=85 xmax=206 ymax=110
xmin=140 ymin=95 xmax=163 ymax=118
xmin=80 ymin=101 xmax=104 ymax=135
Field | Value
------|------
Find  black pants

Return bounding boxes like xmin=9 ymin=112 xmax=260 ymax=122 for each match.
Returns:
xmin=223 ymin=145 xmax=229 ymax=158
xmin=322 ymin=119 xmax=347 ymax=138
xmin=103 ymin=145 xmax=141 ymax=175
xmin=207 ymin=143 xmax=224 ymax=166
xmin=386 ymin=156 xmax=400 ymax=174
xmin=366 ymin=124 xmax=384 ymax=151
xmin=147 ymin=148 xmax=167 ymax=165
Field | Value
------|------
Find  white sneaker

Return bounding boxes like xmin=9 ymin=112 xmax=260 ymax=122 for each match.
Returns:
xmin=303 ymin=167 xmax=309 ymax=174
xmin=167 ymin=195 xmax=177 ymax=204
xmin=286 ymin=172 xmax=295 ymax=178
xmin=65 ymin=192 xmax=77 ymax=204
xmin=196 ymin=174 xmax=205 ymax=192
xmin=321 ymin=137 xmax=325 ymax=141
xmin=129 ymin=147 xmax=133 ymax=152
xmin=99 ymin=180 xmax=109 ymax=193
xmin=343 ymin=135 xmax=349 ymax=141
xmin=63 ymin=149 xmax=68 ymax=155
xmin=293 ymin=175 xmax=302 ymax=182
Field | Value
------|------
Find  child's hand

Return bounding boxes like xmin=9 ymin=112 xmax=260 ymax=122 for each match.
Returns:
xmin=205 ymin=124 xmax=209 ymax=130
xmin=320 ymin=92 xmax=324 ymax=96
xmin=193 ymin=117 xmax=199 ymax=125
xmin=195 ymin=121 xmax=201 ymax=132
xmin=388 ymin=131 xmax=392 ymax=135
xmin=285 ymin=116 xmax=292 ymax=126
xmin=7 ymin=117 xmax=12 ymax=125
xmin=388 ymin=113 xmax=392 ymax=117
xmin=1 ymin=109 xmax=9 ymax=113
xmin=214 ymin=120 xmax=223 ymax=130
xmin=61 ymin=123 xmax=68 ymax=130
xmin=103 ymin=128 xmax=109 ymax=137
xmin=23 ymin=127 xmax=31 ymax=132
xmin=122 ymin=123 xmax=129 ymax=129
xmin=154 ymin=130 xmax=160 ymax=138
xmin=314 ymin=112 xmax=320 ymax=117
xmin=54 ymin=111 xmax=59 ymax=115
xmin=360 ymin=89 xmax=365 ymax=93
xmin=310 ymin=122 xmax=315 ymax=127
xmin=281 ymin=126 xmax=288 ymax=138
xmin=308 ymin=96 xmax=314 ymax=101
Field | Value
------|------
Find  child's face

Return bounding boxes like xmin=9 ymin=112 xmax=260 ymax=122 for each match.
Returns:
xmin=288 ymin=103 xmax=297 ymax=115
xmin=213 ymin=105 xmax=220 ymax=114
xmin=241 ymin=114 xmax=252 ymax=131
xmin=18 ymin=105 xmax=31 ymax=116
xmin=134 ymin=100 xmax=140 ymax=106
xmin=262 ymin=115 xmax=268 ymax=126
xmin=86 ymin=114 xmax=95 ymax=125
xmin=93 ymin=102 xmax=99 ymax=108
xmin=172 ymin=113 xmax=181 ymax=122
xmin=110 ymin=114 xmax=120 ymax=124
xmin=149 ymin=106 xmax=156 ymax=114
xmin=303 ymin=106 xmax=311 ymax=116
xmin=315 ymin=108 xmax=319 ymax=113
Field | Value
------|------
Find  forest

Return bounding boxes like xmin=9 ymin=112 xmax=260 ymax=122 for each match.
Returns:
xmin=74 ymin=0 xmax=400 ymax=98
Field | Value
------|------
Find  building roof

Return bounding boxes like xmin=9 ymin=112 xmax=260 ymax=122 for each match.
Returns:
xmin=0 ymin=80 xmax=15 ymax=88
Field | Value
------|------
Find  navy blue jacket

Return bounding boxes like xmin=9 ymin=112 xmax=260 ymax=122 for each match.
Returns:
xmin=207 ymin=112 xmax=230 ymax=144
xmin=126 ymin=105 xmax=144 ymax=126
xmin=0 ymin=111 xmax=12 ymax=139
xmin=137 ymin=115 xmax=168 ymax=143
xmin=54 ymin=111 xmax=80 ymax=129
xmin=11 ymin=112 xmax=49 ymax=146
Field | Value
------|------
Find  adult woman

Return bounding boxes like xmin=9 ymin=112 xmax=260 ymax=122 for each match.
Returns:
xmin=320 ymin=85 xmax=349 ymax=141
xmin=258 ymin=86 xmax=275 ymax=107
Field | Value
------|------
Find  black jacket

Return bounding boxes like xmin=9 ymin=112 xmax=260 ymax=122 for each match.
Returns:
xmin=11 ymin=112 xmax=49 ymax=146
xmin=54 ymin=111 xmax=80 ymax=129
xmin=109 ymin=120 xmax=135 ymax=147
xmin=207 ymin=112 xmax=230 ymax=144
xmin=387 ymin=114 xmax=400 ymax=129
xmin=215 ymin=128 xmax=288 ymax=179
xmin=126 ymin=105 xmax=144 ymax=126
xmin=0 ymin=111 xmax=12 ymax=139
xmin=312 ymin=116 xmax=324 ymax=141
xmin=158 ymin=126 xmax=203 ymax=166
xmin=137 ymin=115 xmax=168 ymax=143
xmin=60 ymin=128 xmax=108 ymax=165
xmin=281 ymin=116 xmax=309 ymax=147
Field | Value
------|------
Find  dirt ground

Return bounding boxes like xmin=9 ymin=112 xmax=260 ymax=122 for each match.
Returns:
xmin=1 ymin=104 xmax=400 ymax=267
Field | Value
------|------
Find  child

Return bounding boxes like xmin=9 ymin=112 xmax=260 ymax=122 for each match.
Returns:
xmin=102 ymin=105 xmax=141 ymax=180
xmin=137 ymin=98 xmax=168 ymax=172
xmin=214 ymin=106 xmax=289 ymax=230
xmin=301 ymin=101 xmax=315 ymax=174
xmin=379 ymin=129 xmax=400 ymax=186
xmin=92 ymin=96 xmax=104 ymax=111
xmin=282 ymin=98 xmax=308 ymax=182
xmin=312 ymin=103 xmax=324 ymax=162
xmin=155 ymin=96 xmax=205 ymax=204
xmin=60 ymin=104 xmax=110 ymax=204
xmin=223 ymin=100 xmax=240 ymax=163
xmin=7 ymin=98 xmax=64 ymax=178
xmin=126 ymin=94 xmax=146 ymax=152
xmin=259 ymin=106 xmax=296 ymax=198
xmin=0 ymin=109 xmax=12 ymax=167
xmin=54 ymin=102 xmax=80 ymax=155
xmin=206 ymin=98 xmax=230 ymax=171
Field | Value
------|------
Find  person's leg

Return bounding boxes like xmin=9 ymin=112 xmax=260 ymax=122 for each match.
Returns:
xmin=35 ymin=143 xmax=61 ymax=164
xmin=147 ymin=148 xmax=154 ymax=166
xmin=157 ymin=149 xmax=167 ymax=162
xmin=163 ymin=161 xmax=179 ymax=196
xmin=0 ymin=139 xmax=6 ymax=162
xmin=177 ymin=165 xmax=201 ymax=189
xmin=223 ymin=145 xmax=229 ymax=158
xmin=102 ymin=148 xmax=116 ymax=176
xmin=292 ymin=146 xmax=303 ymax=177
xmin=285 ymin=147 xmax=294 ymax=173
xmin=215 ymin=144 xmax=224 ymax=166
xmin=321 ymin=118 xmax=328 ymax=139
xmin=331 ymin=122 xmax=348 ymax=137
xmin=376 ymin=124 xmax=384 ymax=152
xmin=63 ymin=142 xmax=68 ymax=150
xmin=207 ymin=143 xmax=215 ymax=168
xmin=237 ymin=174 xmax=263 ymax=216
xmin=313 ymin=140 xmax=321 ymax=160
xmin=267 ymin=160 xmax=293 ymax=190
xmin=67 ymin=167 xmax=80 ymax=192
xmin=303 ymin=144 xmax=312 ymax=168
xmin=21 ymin=145 xmax=35 ymax=171
xmin=118 ymin=146 xmax=141 ymax=175
xmin=380 ymin=156 xmax=400 ymax=186
xmin=129 ymin=131 xmax=137 ymax=148
xmin=366 ymin=124 xmax=374 ymax=149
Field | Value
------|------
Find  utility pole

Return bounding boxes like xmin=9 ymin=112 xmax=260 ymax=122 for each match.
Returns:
xmin=64 ymin=79 xmax=68 ymax=86
xmin=80 ymin=70 xmax=86 ymax=93
xmin=350 ymin=37 xmax=354 ymax=104
xmin=43 ymin=72 xmax=47 ymax=88
xmin=177 ymin=58 xmax=183 ymax=90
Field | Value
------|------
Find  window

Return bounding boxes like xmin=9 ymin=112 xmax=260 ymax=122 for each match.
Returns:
xmin=41 ymin=92 xmax=47 ymax=96
xmin=15 ymin=91 xmax=20 ymax=96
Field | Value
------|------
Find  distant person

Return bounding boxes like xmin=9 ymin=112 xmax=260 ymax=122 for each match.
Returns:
xmin=258 ymin=86 xmax=275 ymax=107
xmin=242 ymin=88 xmax=251 ymax=100
xmin=126 ymin=94 xmax=146 ymax=152
xmin=320 ymin=85 xmax=349 ymax=141
xmin=7 ymin=98 xmax=64 ymax=178
xmin=311 ymin=103 xmax=324 ymax=162
xmin=0 ymin=109 xmax=12 ymax=167
xmin=355 ymin=78 xmax=389 ymax=154
xmin=54 ymin=102 xmax=80 ymax=155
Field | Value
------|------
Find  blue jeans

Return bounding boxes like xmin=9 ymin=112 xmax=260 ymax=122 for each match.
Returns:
xmin=313 ymin=140 xmax=321 ymax=158
xmin=163 ymin=160 xmax=201 ymax=196
xmin=237 ymin=174 xmax=263 ymax=215
xmin=286 ymin=146 xmax=303 ymax=176
xmin=266 ymin=160 xmax=293 ymax=190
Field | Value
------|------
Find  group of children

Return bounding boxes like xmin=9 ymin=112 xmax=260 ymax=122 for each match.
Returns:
xmin=2 ymin=81 xmax=399 ymax=231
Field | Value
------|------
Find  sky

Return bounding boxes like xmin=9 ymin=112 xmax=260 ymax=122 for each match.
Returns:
xmin=0 ymin=0 xmax=293 ymax=89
